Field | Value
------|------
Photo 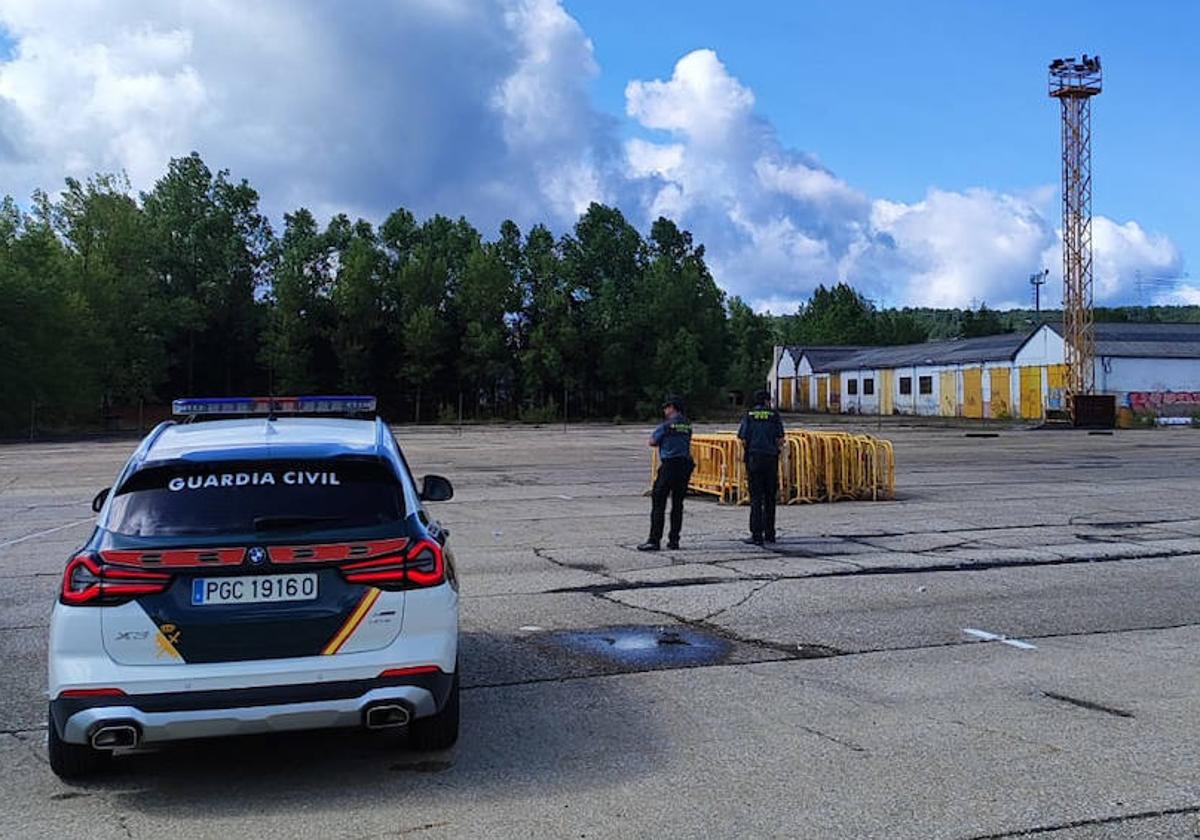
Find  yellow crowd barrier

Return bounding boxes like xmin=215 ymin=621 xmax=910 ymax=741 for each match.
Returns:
xmin=651 ymin=430 xmax=894 ymax=505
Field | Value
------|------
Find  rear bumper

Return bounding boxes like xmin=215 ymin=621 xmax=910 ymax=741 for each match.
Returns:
xmin=52 ymin=671 xmax=454 ymax=745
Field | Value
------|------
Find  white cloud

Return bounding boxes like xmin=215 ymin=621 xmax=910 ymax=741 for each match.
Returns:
xmin=1156 ymin=285 xmax=1200 ymax=306
xmin=619 ymin=48 xmax=1184 ymax=312
xmin=863 ymin=188 xmax=1054 ymax=308
xmin=1092 ymin=217 xmax=1182 ymax=302
xmin=754 ymin=157 xmax=865 ymax=210
xmin=0 ymin=0 xmax=605 ymax=230
xmin=0 ymin=3 xmax=1184 ymax=309
xmin=625 ymin=49 xmax=754 ymax=147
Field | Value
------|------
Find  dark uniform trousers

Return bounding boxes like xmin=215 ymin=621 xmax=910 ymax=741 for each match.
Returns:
xmin=650 ymin=457 xmax=693 ymax=544
xmin=747 ymin=453 xmax=778 ymax=540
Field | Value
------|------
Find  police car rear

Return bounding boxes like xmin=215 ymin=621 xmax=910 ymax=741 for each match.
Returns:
xmin=47 ymin=397 xmax=459 ymax=778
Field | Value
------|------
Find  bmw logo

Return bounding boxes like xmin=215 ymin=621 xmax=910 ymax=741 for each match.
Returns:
xmin=246 ymin=546 xmax=268 ymax=566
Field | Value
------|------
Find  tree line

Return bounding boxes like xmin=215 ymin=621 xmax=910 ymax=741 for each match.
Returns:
xmin=1 ymin=152 xmax=774 ymax=434
xmin=4 ymin=152 xmax=1196 ymax=436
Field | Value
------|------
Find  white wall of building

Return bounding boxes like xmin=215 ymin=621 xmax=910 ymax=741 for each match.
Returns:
xmin=768 ymin=346 xmax=784 ymax=405
xmin=1013 ymin=324 xmax=1064 ymax=367
xmin=1099 ymin=357 xmax=1198 ymax=394
xmin=840 ymin=369 xmax=880 ymax=415
xmin=777 ymin=348 xmax=797 ymax=378
xmin=889 ymin=365 xmax=942 ymax=415
xmin=1101 ymin=357 xmax=1200 ymax=414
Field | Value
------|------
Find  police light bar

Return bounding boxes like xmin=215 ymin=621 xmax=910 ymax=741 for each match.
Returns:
xmin=172 ymin=396 xmax=377 ymax=416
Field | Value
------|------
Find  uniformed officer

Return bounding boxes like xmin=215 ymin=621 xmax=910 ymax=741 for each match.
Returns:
xmin=639 ymin=396 xmax=694 ymax=551
xmin=738 ymin=389 xmax=785 ymax=545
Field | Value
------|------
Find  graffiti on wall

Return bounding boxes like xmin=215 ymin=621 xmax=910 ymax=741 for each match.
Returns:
xmin=1129 ymin=391 xmax=1200 ymax=415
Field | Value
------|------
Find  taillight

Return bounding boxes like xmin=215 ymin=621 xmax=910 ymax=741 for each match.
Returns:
xmin=58 ymin=687 xmax=127 ymax=699
xmin=60 ymin=553 xmax=172 ymax=606
xmin=378 ymin=666 xmax=442 ymax=678
xmin=341 ymin=538 xmax=444 ymax=589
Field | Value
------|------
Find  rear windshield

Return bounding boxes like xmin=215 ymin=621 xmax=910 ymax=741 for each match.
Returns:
xmin=107 ymin=458 xmax=406 ymax=537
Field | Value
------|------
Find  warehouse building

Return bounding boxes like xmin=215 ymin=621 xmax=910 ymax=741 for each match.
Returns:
xmin=768 ymin=322 xmax=1200 ymax=420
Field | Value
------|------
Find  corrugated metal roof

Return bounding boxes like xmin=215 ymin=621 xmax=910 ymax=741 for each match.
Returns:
xmin=1097 ymin=340 xmax=1200 ymax=359
xmin=1094 ymin=323 xmax=1200 ymax=358
xmin=787 ymin=346 xmax=870 ymax=369
xmin=800 ymin=332 xmax=1030 ymax=372
xmin=1055 ymin=322 xmax=1200 ymax=358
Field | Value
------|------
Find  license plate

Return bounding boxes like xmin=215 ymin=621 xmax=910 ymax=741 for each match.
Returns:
xmin=191 ymin=573 xmax=318 ymax=606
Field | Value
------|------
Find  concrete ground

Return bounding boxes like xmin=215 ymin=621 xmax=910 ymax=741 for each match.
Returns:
xmin=3 ymin=420 xmax=1200 ymax=839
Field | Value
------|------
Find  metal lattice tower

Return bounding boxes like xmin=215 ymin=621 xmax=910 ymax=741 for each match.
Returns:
xmin=1049 ymin=55 xmax=1102 ymax=414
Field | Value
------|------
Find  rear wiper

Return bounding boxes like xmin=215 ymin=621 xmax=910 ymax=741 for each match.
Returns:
xmin=253 ymin=515 xmax=354 ymax=531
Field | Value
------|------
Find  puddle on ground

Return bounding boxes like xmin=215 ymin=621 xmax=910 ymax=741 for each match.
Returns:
xmin=540 ymin=624 xmax=731 ymax=668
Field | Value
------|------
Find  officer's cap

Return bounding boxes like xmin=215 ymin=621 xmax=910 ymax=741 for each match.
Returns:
xmin=754 ymin=389 xmax=771 ymax=405
xmin=661 ymin=395 xmax=686 ymax=412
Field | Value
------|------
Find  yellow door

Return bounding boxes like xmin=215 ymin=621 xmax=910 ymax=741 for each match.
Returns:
xmin=879 ymin=370 xmax=894 ymax=415
xmin=1019 ymin=366 xmax=1042 ymax=419
xmin=939 ymin=370 xmax=956 ymax=416
xmin=1047 ymin=364 xmax=1067 ymax=388
xmin=1046 ymin=364 xmax=1067 ymax=411
xmin=963 ymin=368 xmax=983 ymax=419
xmin=798 ymin=376 xmax=811 ymax=411
xmin=817 ymin=378 xmax=828 ymax=412
xmin=779 ymin=378 xmax=794 ymax=410
xmin=990 ymin=368 xmax=1012 ymax=418
xmin=829 ymin=376 xmax=841 ymax=412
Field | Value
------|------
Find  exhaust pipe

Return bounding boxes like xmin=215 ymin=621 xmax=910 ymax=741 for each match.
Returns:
xmin=364 ymin=703 xmax=411 ymax=730
xmin=89 ymin=723 xmax=139 ymax=750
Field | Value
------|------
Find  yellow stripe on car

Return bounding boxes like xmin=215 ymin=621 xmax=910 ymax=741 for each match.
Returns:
xmin=322 ymin=588 xmax=381 ymax=655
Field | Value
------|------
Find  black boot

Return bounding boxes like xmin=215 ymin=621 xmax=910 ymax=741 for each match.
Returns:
xmin=637 ymin=541 xmax=661 ymax=552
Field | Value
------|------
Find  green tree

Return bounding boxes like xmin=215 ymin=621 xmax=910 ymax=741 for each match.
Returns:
xmin=875 ymin=308 xmax=930 ymax=345
xmin=0 ymin=197 xmax=97 ymax=431
xmin=786 ymin=283 xmax=880 ymax=345
xmin=399 ymin=305 xmax=444 ymax=423
xmin=458 ymin=245 xmax=518 ymax=415
xmin=959 ymin=303 xmax=1011 ymax=338
xmin=55 ymin=174 xmax=172 ymax=409
xmin=518 ymin=224 xmax=580 ymax=413
xmin=725 ymin=297 xmax=774 ymax=399
xmin=639 ymin=217 xmax=728 ymax=410
xmin=263 ymin=209 xmax=334 ymax=393
xmin=560 ymin=203 xmax=647 ymax=415
xmin=330 ymin=220 xmax=387 ymax=393
xmin=648 ymin=328 xmax=709 ymax=407
xmin=141 ymin=152 xmax=274 ymax=396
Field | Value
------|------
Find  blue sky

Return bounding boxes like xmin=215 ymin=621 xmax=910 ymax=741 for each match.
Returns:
xmin=0 ymin=1 xmax=1193 ymax=309
xmin=568 ymin=0 xmax=1198 ymax=267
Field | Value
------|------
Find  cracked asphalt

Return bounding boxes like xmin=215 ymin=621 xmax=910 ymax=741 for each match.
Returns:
xmin=3 ymin=421 xmax=1200 ymax=839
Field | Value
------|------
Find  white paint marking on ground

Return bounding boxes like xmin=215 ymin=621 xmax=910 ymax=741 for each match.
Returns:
xmin=963 ymin=627 xmax=1037 ymax=650
xmin=519 ymin=625 xmax=544 ymax=633
xmin=0 ymin=518 xmax=93 ymax=550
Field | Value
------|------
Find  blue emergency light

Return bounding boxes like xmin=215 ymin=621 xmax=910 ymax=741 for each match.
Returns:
xmin=171 ymin=396 xmax=377 ymax=416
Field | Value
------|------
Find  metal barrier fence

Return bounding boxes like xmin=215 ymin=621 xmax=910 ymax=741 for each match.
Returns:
xmin=651 ymin=430 xmax=894 ymax=505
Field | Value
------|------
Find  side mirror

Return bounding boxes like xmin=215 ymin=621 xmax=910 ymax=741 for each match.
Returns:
xmin=91 ymin=487 xmax=110 ymax=513
xmin=419 ymin=475 xmax=454 ymax=502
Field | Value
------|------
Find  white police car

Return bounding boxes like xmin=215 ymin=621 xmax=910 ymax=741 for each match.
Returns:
xmin=47 ymin=397 xmax=459 ymax=778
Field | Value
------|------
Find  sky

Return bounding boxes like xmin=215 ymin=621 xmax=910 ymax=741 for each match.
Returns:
xmin=0 ymin=0 xmax=1195 ymax=312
